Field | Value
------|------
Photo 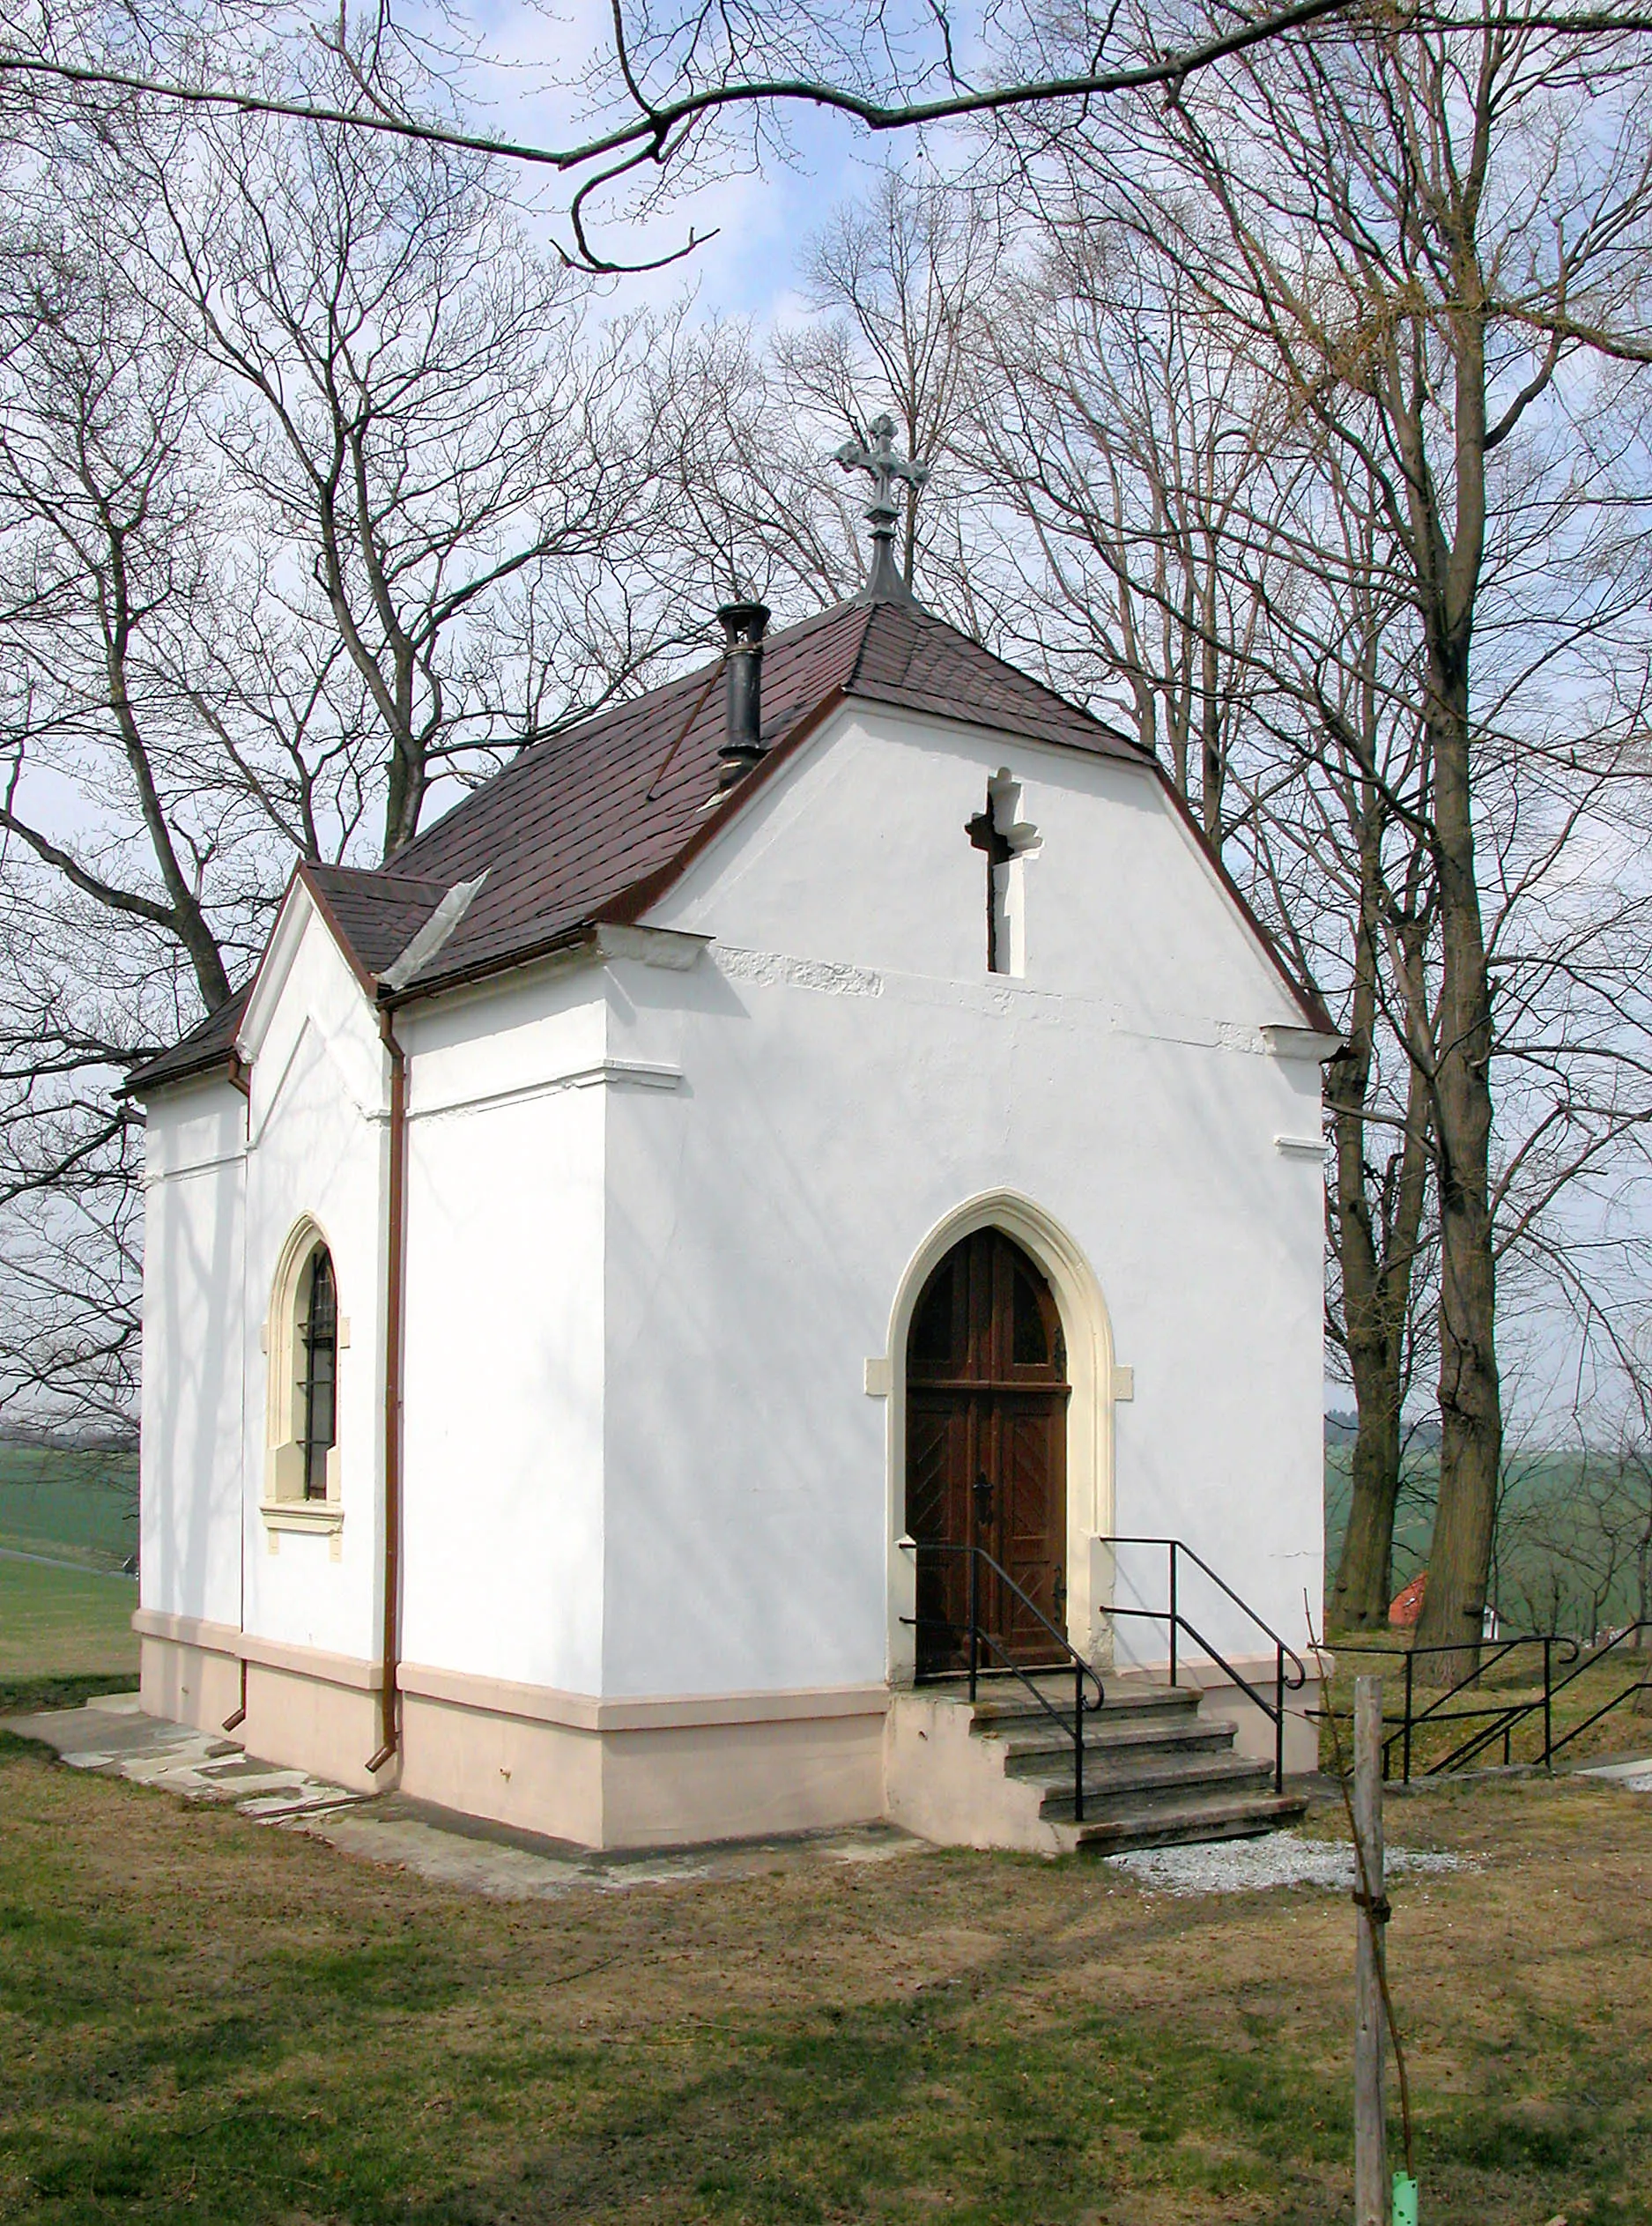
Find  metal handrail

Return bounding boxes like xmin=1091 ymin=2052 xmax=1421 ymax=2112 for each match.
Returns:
xmin=1095 ymin=1535 xmax=1307 ymax=1793
xmin=904 ymin=1541 xmax=1104 ymax=1821
xmin=1542 ymin=1620 xmax=1652 ymax=1763
xmin=1332 ymin=1630 xmax=1603 ymax=1781
xmin=1101 ymin=1535 xmax=1309 ymax=1688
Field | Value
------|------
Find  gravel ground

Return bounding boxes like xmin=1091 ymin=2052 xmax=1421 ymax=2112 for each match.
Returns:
xmin=1107 ymin=1830 xmax=1469 ymax=1896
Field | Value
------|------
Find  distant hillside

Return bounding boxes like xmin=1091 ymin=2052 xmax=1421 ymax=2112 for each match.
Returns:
xmin=0 ymin=1444 xmax=137 ymax=1570
xmin=1324 ymin=1443 xmax=1646 ymax=1636
xmin=1324 ymin=1411 xmax=1441 ymax=1451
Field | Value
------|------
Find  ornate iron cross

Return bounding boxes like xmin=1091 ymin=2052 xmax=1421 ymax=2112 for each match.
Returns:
xmin=835 ymin=413 xmax=930 ymax=603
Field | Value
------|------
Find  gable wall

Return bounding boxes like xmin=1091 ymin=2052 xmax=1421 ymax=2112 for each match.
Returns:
xmin=595 ymin=707 xmax=1325 ymax=1695
xmin=236 ymin=902 xmax=391 ymax=1666
xmin=645 ymin=705 xmax=1307 ymax=1029
xmin=140 ymin=1080 xmax=248 ymax=1632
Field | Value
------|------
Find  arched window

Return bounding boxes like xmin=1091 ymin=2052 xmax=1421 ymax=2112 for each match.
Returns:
xmin=299 ymin=1248 xmax=338 ymax=1502
xmin=263 ymin=1221 xmax=345 ymax=1526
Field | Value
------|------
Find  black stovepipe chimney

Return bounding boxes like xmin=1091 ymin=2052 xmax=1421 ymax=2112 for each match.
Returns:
xmin=716 ymin=600 xmax=770 ymax=787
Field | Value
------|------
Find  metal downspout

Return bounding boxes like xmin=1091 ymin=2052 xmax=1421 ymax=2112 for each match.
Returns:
xmin=222 ymin=1050 xmax=253 ymax=1733
xmin=367 ymin=1006 xmax=406 ymax=1775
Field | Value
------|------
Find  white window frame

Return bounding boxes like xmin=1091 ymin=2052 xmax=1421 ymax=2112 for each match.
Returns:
xmin=262 ymin=1217 xmax=347 ymax=1543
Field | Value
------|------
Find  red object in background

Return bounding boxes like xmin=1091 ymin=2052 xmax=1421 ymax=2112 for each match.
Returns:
xmin=1389 ymin=1571 xmax=1427 ymax=1628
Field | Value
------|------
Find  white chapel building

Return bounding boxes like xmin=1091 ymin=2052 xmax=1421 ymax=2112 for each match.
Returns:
xmin=130 ymin=484 xmax=1334 ymax=1855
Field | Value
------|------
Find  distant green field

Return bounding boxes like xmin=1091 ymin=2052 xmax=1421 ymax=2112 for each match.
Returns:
xmin=0 ymin=1443 xmax=137 ymax=1570
xmin=1325 ymin=1443 xmax=1647 ymax=1636
xmin=0 ymin=1555 xmax=137 ymax=1681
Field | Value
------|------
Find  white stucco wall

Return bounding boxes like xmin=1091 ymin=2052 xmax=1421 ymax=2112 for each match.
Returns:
xmin=397 ymin=970 xmax=609 ymax=1693
xmin=140 ymin=1080 xmax=247 ymax=1628
xmin=235 ymin=897 xmax=391 ymax=1662
xmin=138 ymin=694 xmax=1324 ymax=1723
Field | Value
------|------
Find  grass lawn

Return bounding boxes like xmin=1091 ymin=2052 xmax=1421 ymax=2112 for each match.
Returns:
xmin=0 ymin=1742 xmax=1648 ymax=2224
xmin=0 ymin=1558 xmax=138 ymax=1704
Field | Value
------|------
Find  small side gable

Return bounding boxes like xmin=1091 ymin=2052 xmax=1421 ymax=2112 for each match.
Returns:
xmin=236 ymin=872 xmax=358 ymax=1072
xmin=236 ymin=864 xmax=448 ymax=1065
xmin=236 ymin=884 xmax=389 ymax=1134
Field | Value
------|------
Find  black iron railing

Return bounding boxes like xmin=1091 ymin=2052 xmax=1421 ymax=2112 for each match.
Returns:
xmin=1097 ymin=1535 xmax=1308 ymax=1794
xmin=904 ymin=1542 xmax=1105 ymax=1821
xmin=1546 ymin=1622 xmax=1652 ymax=1760
xmin=1336 ymin=1621 xmax=1651 ymax=1781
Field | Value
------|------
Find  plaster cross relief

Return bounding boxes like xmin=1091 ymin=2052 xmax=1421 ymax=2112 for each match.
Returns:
xmin=967 ymin=770 xmax=1041 ymax=976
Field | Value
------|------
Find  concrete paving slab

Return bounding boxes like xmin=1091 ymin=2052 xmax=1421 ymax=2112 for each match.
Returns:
xmin=3 ymin=1694 xmax=922 ymax=1900
xmin=1575 ymin=1755 xmax=1652 ymax=1792
xmin=309 ymin=1811 xmax=615 ymax=1901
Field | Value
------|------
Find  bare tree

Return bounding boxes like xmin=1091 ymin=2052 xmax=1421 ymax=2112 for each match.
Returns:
xmin=1306 ymin=518 xmax=1439 ymax=1630
xmin=632 ymin=173 xmax=995 ymax=631
xmin=1012 ymin=6 xmax=1652 ymax=1675
xmin=964 ymin=223 xmax=1294 ymax=839
xmin=0 ymin=0 xmax=1373 ymax=269
xmin=629 ymin=311 xmax=863 ymax=614
xmin=778 ymin=169 xmax=993 ymax=594
xmin=0 ymin=94 xmax=685 ymax=1427
xmin=0 ymin=186 xmax=252 ymax=1428
xmin=115 ymin=102 xmax=666 ymax=856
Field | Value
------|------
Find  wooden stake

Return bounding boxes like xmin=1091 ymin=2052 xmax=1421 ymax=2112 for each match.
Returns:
xmin=1353 ymin=1674 xmax=1388 ymax=2225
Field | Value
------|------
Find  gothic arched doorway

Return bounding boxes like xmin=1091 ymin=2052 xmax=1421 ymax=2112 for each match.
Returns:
xmin=905 ymin=1227 xmax=1070 ymax=1677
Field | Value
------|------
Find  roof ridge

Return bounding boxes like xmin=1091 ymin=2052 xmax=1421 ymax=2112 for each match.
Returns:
xmin=839 ymin=597 xmax=881 ymax=696
xmin=307 ymin=860 xmax=451 ymax=889
xmin=863 ymin=599 xmax=1143 ymax=759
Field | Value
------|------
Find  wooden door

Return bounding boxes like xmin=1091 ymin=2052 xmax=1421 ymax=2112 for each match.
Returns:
xmin=905 ymin=1229 xmax=1070 ymax=1676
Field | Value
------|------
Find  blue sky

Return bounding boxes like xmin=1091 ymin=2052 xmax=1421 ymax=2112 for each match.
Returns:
xmin=444 ymin=0 xmax=920 ymax=321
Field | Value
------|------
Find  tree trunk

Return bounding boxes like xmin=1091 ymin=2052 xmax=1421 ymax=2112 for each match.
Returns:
xmin=1403 ymin=263 xmax=1502 ymax=1685
xmin=1331 ymin=1391 xmax=1404 ymax=1633
xmin=1413 ymin=662 xmax=1501 ymax=1679
xmin=1328 ymin=782 xmax=1433 ymax=1631
xmin=1328 ymin=991 xmax=1406 ymax=1629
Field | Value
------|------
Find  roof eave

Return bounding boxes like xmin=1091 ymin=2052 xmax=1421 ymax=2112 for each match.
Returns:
xmin=375 ymin=688 xmax=856 ymax=1007
xmin=376 ymin=921 xmax=600 ymax=1010
xmin=601 ymin=686 xmax=854 ymax=931
xmin=121 ymin=1044 xmax=239 ymax=1101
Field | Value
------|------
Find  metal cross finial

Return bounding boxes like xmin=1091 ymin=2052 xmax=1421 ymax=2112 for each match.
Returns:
xmin=835 ymin=412 xmax=930 ymax=604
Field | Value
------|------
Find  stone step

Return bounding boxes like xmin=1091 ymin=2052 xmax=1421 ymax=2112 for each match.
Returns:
xmin=964 ymin=1682 xmax=1200 ymax=1733
xmin=990 ymin=1714 xmax=1236 ymax=1772
xmin=1063 ymin=1789 xmax=1308 ymax=1856
xmin=886 ymin=1677 xmax=1304 ymax=1858
xmin=1029 ymin=1749 xmax=1276 ymax=1820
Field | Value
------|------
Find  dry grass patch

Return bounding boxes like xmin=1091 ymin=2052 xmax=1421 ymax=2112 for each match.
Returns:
xmin=0 ymin=1735 xmax=1649 ymax=2222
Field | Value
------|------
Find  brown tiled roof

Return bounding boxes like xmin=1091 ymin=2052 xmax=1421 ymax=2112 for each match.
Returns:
xmin=300 ymin=864 xmax=451 ymax=983
xmin=126 ymin=593 xmax=1328 ymax=1092
xmin=125 ymin=866 xmax=450 ymax=1094
xmin=125 ymin=986 xmax=251 ymax=1094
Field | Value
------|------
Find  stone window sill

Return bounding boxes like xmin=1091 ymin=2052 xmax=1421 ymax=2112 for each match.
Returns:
xmin=260 ymin=1499 xmax=344 ymax=1535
